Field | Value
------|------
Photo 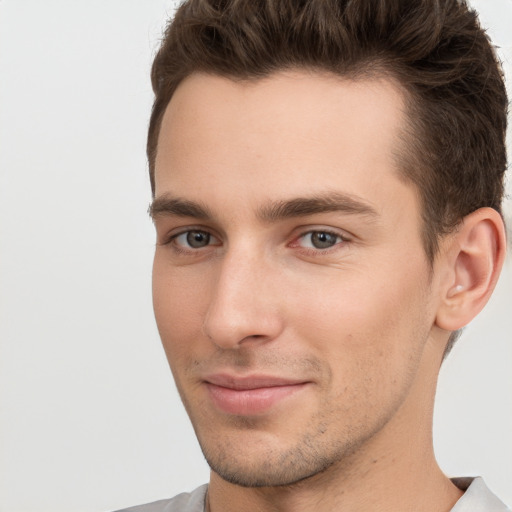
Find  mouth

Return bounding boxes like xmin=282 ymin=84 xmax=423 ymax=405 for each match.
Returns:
xmin=203 ymin=374 xmax=311 ymax=415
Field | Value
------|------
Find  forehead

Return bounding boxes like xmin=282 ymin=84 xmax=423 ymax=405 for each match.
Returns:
xmin=154 ymin=70 xmax=413 ymax=219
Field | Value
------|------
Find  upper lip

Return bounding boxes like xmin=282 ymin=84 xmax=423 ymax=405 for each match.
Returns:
xmin=204 ymin=374 xmax=309 ymax=390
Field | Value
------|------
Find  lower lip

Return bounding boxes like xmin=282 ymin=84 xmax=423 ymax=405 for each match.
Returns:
xmin=205 ymin=383 xmax=308 ymax=415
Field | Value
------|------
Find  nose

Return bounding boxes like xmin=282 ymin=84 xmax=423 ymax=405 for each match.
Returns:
xmin=202 ymin=248 xmax=284 ymax=349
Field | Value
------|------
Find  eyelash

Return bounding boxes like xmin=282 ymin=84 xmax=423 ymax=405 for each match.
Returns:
xmin=164 ymin=229 xmax=220 ymax=254
xmin=163 ymin=228 xmax=349 ymax=256
xmin=292 ymin=229 xmax=349 ymax=254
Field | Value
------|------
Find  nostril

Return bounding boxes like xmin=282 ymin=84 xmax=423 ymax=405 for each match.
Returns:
xmin=240 ymin=334 xmax=268 ymax=344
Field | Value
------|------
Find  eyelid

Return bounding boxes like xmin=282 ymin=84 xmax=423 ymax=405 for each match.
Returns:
xmin=157 ymin=224 xmax=351 ymax=254
xmin=158 ymin=225 xmax=221 ymax=247
xmin=289 ymin=227 xmax=351 ymax=252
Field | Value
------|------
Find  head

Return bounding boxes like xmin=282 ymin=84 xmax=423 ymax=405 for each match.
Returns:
xmin=148 ymin=0 xmax=507 ymax=489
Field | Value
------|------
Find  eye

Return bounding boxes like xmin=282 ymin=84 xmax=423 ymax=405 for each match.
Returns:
xmin=297 ymin=230 xmax=345 ymax=250
xmin=173 ymin=230 xmax=219 ymax=249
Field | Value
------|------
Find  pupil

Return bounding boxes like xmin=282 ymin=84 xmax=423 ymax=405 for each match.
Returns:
xmin=312 ymin=232 xmax=336 ymax=249
xmin=187 ymin=231 xmax=209 ymax=248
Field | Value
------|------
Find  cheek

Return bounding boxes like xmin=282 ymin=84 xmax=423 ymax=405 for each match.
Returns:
xmin=152 ymin=255 xmax=211 ymax=360
xmin=289 ymin=263 xmax=431 ymax=375
xmin=290 ymin=276 xmax=431 ymax=431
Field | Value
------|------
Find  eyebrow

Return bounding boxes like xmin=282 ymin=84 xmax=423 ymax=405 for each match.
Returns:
xmin=149 ymin=196 xmax=213 ymax=220
xmin=257 ymin=192 xmax=378 ymax=222
xmin=149 ymin=192 xmax=378 ymax=222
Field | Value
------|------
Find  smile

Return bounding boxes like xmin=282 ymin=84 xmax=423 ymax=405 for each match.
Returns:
xmin=203 ymin=374 xmax=310 ymax=415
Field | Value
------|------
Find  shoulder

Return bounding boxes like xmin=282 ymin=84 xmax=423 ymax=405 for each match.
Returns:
xmin=450 ymin=477 xmax=510 ymax=512
xmin=111 ymin=484 xmax=208 ymax=512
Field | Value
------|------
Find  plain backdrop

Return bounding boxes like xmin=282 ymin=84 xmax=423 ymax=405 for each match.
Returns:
xmin=0 ymin=1 xmax=511 ymax=511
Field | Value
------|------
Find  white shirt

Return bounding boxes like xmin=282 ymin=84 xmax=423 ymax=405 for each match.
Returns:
xmin=450 ymin=477 xmax=510 ymax=511
xmin=113 ymin=477 xmax=510 ymax=512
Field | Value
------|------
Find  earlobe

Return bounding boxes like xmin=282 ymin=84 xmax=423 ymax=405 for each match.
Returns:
xmin=435 ymin=207 xmax=506 ymax=332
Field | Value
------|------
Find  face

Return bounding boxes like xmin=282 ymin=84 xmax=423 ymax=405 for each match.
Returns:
xmin=152 ymin=71 xmax=438 ymax=487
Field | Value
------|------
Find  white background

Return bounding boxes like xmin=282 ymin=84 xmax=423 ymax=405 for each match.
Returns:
xmin=0 ymin=1 xmax=511 ymax=511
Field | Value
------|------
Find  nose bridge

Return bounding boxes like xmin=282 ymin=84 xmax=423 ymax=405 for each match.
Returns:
xmin=203 ymin=241 xmax=282 ymax=348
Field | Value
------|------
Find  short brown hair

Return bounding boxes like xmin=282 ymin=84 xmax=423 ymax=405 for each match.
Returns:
xmin=148 ymin=0 xmax=508 ymax=263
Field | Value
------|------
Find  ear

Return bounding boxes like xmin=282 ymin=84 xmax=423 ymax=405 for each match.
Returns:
xmin=435 ymin=207 xmax=506 ymax=332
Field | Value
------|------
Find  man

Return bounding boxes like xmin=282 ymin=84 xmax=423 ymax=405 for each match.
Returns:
xmin=117 ymin=0 xmax=509 ymax=510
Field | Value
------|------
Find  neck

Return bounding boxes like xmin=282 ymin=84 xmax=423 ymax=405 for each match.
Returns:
xmin=207 ymin=337 xmax=463 ymax=512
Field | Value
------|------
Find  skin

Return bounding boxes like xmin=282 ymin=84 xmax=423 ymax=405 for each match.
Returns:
xmin=151 ymin=70 xmax=505 ymax=511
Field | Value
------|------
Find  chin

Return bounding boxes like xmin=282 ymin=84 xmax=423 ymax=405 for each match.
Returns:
xmin=207 ymin=455 xmax=336 ymax=488
xmin=198 ymin=431 xmax=343 ymax=488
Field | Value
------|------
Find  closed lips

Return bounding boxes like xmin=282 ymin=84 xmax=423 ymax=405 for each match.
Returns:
xmin=203 ymin=374 xmax=311 ymax=415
